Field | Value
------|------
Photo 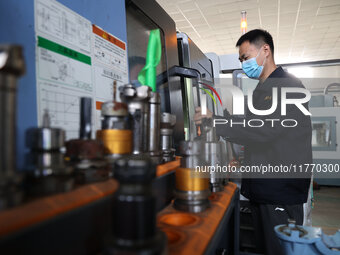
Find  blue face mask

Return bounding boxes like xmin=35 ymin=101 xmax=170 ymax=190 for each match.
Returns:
xmin=242 ymin=48 xmax=265 ymax=79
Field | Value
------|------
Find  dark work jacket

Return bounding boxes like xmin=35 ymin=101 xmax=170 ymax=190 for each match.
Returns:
xmin=215 ymin=67 xmax=312 ymax=204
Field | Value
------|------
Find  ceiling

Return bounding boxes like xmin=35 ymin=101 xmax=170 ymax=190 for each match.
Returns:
xmin=155 ymin=0 xmax=340 ymax=64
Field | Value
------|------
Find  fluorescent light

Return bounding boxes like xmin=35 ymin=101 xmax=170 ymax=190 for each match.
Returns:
xmin=241 ymin=11 xmax=247 ymax=34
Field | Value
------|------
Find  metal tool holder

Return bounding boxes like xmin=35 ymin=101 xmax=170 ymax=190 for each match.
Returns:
xmin=25 ymin=111 xmax=73 ymax=197
xmin=65 ymin=97 xmax=109 ymax=184
xmin=160 ymin=112 xmax=176 ymax=163
xmin=120 ymin=84 xmax=151 ymax=155
xmin=0 ymin=45 xmax=25 ymax=209
xmin=105 ymin=155 xmax=167 ymax=255
xmin=148 ymin=91 xmax=162 ymax=164
xmin=97 ymin=82 xmax=132 ymax=167
xmin=198 ymin=118 xmax=229 ymax=192
xmin=174 ymin=140 xmax=211 ymax=213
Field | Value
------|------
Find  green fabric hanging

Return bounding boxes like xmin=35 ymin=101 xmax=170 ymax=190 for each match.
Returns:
xmin=137 ymin=29 xmax=162 ymax=92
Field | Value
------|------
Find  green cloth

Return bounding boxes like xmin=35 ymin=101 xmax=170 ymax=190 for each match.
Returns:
xmin=138 ymin=29 xmax=162 ymax=92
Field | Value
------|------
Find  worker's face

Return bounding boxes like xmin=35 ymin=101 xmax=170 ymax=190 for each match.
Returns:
xmin=238 ymin=41 xmax=269 ymax=78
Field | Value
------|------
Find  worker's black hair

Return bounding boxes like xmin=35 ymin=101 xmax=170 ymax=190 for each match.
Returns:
xmin=236 ymin=29 xmax=274 ymax=55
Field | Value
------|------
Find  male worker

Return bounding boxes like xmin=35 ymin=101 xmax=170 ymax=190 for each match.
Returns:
xmin=194 ymin=29 xmax=312 ymax=255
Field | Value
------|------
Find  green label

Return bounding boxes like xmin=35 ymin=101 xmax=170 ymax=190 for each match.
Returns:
xmin=37 ymin=36 xmax=91 ymax=65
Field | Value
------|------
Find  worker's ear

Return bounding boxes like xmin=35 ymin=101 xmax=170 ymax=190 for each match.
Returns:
xmin=263 ymin=44 xmax=270 ymax=57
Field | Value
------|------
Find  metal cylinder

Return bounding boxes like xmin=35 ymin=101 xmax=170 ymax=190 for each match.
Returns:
xmin=0 ymin=45 xmax=25 ymax=176
xmin=120 ymin=84 xmax=151 ymax=155
xmin=101 ymin=101 xmax=130 ymax=130
xmin=25 ymin=113 xmax=68 ymax=177
xmin=199 ymin=118 xmax=228 ymax=193
xmin=65 ymin=97 xmax=109 ymax=184
xmin=173 ymin=140 xmax=210 ymax=213
xmin=160 ymin=133 xmax=171 ymax=152
xmin=205 ymin=141 xmax=227 ymax=193
xmin=0 ymin=45 xmax=25 ymax=209
xmin=96 ymin=129 xmax=132 ymax=155
xmin=148 ymin=92 xmax=161 ymax=164
xmin=97 ymin=100 xmax=132 ymax=159
xmin=160 ymin=112 xmax=176 ymax=163
xmin=26 ymin=127 xmax=65 ymax=151
xmin=175 ymin=167 xmax=209 ymax=191
xmin=25 ymin=112 xmax=74 ymax=197
xmin=79 ymin=97 xmax=92 ymax=139
xmin=105 ymin=155 xmax=167 ymax=255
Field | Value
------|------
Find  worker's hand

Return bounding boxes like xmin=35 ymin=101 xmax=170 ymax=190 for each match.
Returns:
xmin=194 ymin=107 xmax=213 ymax=125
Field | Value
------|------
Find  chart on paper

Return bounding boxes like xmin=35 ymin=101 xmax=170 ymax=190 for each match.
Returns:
xmin=39 ymin=86 xmax=91 ymax=139
xmin=35 ymin=0 xmax=92 ymax=53
xmin=34 ymin=0 xmax=128 ymax=139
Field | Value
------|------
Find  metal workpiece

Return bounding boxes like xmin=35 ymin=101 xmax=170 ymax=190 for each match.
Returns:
xmin=25 ymin=111 xmax=74 ymax=197
xmin=175 ymin=167 xmax=210 ymax=191
xmin=113 ymin=155 xmax=156 ymax=183
xmin=200 ymin=118 xmax=218 ymax=142
xmin=0 ymin=45 xmax=26 ymax=75
xmin=120 ymin=84 xmax=151 ymax=155
xmin=105 ymin=155 xmax=167 ymax=255
xmin=148 ymin=92 xmax=162 ymax=164
xmin=174 ymin=140 xmax=211 ymax=213
xmin=205 ymin=141 xmax=228 ymax=193
xmin=66 ymin=97 xmax=103 ymax=161
xmin=66 ymin=96 xmax=104 ymax=161
xmin=97 ymin=95 xmax=132 ymax=160
xmin=173 ymin=189 xmax=211 ymax=213
xmin=161 ymin=112 xmax=176 ymax=127
xmin=25 ymin=172 xmax=74 ymax=198
xmin=160 ymin=112 xmax=176 ymax=163
xmin=25 ymin=112 xmax=68 ymax=176
xmin=0 ymin=174 xmax=24 ymax=210
xmin=174 ymin=166 xmax=210 ymax=213
xmin=198 ymin=118 xmax=229 ymax=193
xmin=25 ymin=151 xmax=74 ymax=197
xmin=101 ymin=101 xmax=130 ymax=130
xmin=0 ymin=45 xmax=25 ymax=210
xmin=96 ymin=129 xmax=132 ymax=158
xmin=0 ymin=45 xmax=25 ymax=176
xmin=101 ymin=101 xmax=129 ymax=117
xmin=66 ymin=139 xmax=105 ymax=161
xmin=26 ymin=150 xmax=68 ymax=175
xmin=178 ymin=140 xmax=205 ymax=169
xmin=79 ymin=97 xmax=92 ymax=139
xmin=25 ymin=127 xmax=65 ymax=150
xmin=66 ymin=97 xmax=110 ymax=184
xmin=26 ymin=111 xmax=65 ymax=151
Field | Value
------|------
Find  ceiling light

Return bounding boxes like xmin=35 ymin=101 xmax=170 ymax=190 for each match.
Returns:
xmin=241 ymin=11 xmax=247 ymax=34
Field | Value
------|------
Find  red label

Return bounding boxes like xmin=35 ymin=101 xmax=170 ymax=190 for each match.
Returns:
xmin=92 ymin=25 xmax=126 ymax=50
xmin=96 ymin=101 xmax=103 ymax=110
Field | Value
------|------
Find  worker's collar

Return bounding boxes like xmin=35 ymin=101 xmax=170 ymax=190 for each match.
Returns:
xmin=255 ymin=66 xmax=284 ymax=91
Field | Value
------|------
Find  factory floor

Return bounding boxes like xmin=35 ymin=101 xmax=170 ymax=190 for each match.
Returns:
xmin=312 ymin=185 xmax=340 ymax=234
